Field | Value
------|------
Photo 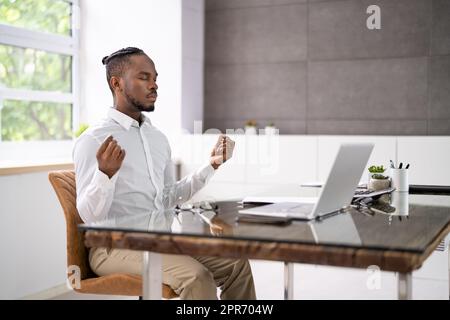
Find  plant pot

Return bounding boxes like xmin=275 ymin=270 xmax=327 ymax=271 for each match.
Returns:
xmin=245 ymin=126 xmax=257 ymax=134
xmin=264 ymin=126 xmax=277 ymax=135
xmin=368 ymin=177 xmax=390 ymax=191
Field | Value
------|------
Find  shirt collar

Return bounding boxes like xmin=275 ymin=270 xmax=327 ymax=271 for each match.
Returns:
xmin=107 ymin=108 xmax=152 ymax=130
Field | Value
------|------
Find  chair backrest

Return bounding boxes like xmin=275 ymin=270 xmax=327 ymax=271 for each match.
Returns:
xmin=48 ymin=170 xmax=93 ymax=280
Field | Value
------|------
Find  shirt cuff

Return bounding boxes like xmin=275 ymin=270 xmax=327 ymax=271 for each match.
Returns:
xmin=92 ymin=168 xmax=118 ymax=191
xmin=195 ymin=163 xmax=215 ymax=183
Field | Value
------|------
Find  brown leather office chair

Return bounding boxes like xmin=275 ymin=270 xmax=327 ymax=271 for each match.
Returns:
xmin=48 ymin=170 xmax=178 ymax=299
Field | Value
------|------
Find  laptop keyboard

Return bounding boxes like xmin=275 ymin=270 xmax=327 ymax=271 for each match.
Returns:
xmin=286 ymin=203 xmax=315 ymax=213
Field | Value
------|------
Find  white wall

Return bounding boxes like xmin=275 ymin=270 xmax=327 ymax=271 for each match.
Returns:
xmin=0 ymin=0 xmax=185 ymax=299
xmin=181 ymin=0 xmax=204 ymax=133
xmin=398 ymin=137 xmax=450 ymax=185
xmin=184 ymin=134 xmax=450 ymax=195
xmin=79 ymin=0 xmax=183 ymax=146
xmin=0 ymin=172 xmax=67 ymax=299
xmin=183 ymin=134 xmax=410 ymax=203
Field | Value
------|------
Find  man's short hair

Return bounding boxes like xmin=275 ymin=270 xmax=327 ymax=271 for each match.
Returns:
xmin=102 ymin=47 xmax=145 ymax=93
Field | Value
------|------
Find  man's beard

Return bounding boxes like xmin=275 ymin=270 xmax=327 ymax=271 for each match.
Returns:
xmin=124 ymin=91 xmax=155 ymax=112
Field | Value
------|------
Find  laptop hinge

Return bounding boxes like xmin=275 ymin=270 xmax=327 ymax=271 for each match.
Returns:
xmin=315 ymin=207 xmax=347 ymax=221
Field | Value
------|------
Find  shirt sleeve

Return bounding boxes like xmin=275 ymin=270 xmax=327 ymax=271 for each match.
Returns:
xmin=162 ymin=147 xmax=215 ymax=209
xmin=73 ymin=133 xmax=118 ymax=223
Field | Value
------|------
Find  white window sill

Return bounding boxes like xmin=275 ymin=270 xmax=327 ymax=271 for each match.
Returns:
xmin=0 ymin=140 xmax=74 ymax=175
xmin=0 ymin=161 xmax=74 ymax=176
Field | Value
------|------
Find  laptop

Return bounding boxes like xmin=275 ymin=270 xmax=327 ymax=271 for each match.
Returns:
xmin=238 ymin=143 xmax=374 ymax=220
xmin=308 ymin=212 xmax=362 ymax=245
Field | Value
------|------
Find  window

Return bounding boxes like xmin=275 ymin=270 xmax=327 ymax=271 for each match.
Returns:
xmin=0 ymin=0 xmax=79 ymax=164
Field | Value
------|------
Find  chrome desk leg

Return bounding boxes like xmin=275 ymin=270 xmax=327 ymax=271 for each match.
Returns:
xmin=284 ymin=262 xmax=294 ymax=300
xmin=397 ymin=272 xmax=412 ymax=300
xmin=143 ymin=251 xmax=162 ymax=300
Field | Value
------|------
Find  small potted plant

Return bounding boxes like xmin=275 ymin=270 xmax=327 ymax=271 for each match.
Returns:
xmin=264 ymin=122 xmax=277 ymax=135
xmin=368 ymin=165 xmax=390 ymax=191
xmin=244 ymin=120 xmax=257 ymax=134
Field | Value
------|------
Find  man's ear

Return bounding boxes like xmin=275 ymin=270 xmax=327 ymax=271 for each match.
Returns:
xmin=110 ymin=76 xmax=122 ymax=94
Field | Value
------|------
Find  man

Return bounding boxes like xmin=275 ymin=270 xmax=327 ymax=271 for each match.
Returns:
xmin=73 ymin=47 xmax=255 ymax=300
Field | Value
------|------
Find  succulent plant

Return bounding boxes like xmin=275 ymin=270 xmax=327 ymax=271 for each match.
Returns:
xmin=368 ymin=165 xmax=386 ymax=173
xmin=369 ymin=165 xmax=388 ymax=180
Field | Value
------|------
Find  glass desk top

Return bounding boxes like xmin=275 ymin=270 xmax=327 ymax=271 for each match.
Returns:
xmin=79 ymin=192 xmax=450 ymax=254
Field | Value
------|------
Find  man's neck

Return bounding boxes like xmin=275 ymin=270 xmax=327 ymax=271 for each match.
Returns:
xmin=114 ymin=104 xmax=142 ymax=125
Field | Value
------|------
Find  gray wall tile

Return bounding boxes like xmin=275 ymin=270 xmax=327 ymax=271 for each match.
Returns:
xmin=267 ymin=120 xmax=307 ymax=134
xmin=309 ymin=0 xmax=344 ymax=2
xmin=428 ymin=120 xmax=450 ymax=135
xmin=431 ymin=0 xmax=450 ymax=55
xmin=205 ymin=4 xmax=307 ymax=64
xmin=309 ymin=0 xmax=431 ymax=60
xmin=204 ymin=118 xmax=306 ymax=134
xmin=206 ymin=0 xmax=306 ymax=11
xmin=204 ymin=0 xmax=446 ymax=136
xmin=308 ymin=58 xmax=428 ymax=120
xmin=429 ymin=56 xmax=450 ymax=119
xmin=307 ymin=120 xmax=427 ymax=135
xmin=203 ymin=119 xmax=248 ymax=134
xmin=205 ymin=62 xmax=307 ymax=120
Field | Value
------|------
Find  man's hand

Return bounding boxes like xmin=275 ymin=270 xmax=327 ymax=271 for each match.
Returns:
xmin=96 ymin=135 xmax=126 ymax=179
xmin=210 ymin=135 xmax=235 ymax=170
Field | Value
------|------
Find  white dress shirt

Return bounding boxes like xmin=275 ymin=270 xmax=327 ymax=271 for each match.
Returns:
xmin=73 ymin=108 xmax=215 ymax=224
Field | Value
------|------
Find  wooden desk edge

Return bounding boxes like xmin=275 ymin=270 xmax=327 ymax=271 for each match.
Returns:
xmin=82 ymin=223 xmax=450 ymax=273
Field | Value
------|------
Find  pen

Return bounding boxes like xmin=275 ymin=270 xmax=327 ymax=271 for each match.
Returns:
xmin=405 ymin=164 xmax=410 ymax=169
xmin=390 ymin=160 xmax=395 ymax=169
xmin=399 ymin=162 xmax=403 ymax=169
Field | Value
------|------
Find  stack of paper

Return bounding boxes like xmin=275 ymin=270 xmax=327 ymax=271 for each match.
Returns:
xmin=240 ymin=196 xmax=318 ymax=205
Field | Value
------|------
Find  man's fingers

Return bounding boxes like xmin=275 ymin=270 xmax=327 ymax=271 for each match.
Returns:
xmin=211 ymin=135 xmax=224 ymax=156
xmin=216 ymin=142 xmax=234 ymax=153
xmin=214 ymin=134 xmax=225 ymax=149
xmin=116 ymin=149 xmax=126 ymax=162
xmin=119 ymin=149 xmax=126 ymax=161
xmin=216 ymin=145 xmax=234 ymax=161
xmin=214 ymin=135 xmax=234 ymax=151
xmin=97 ymin=135 xmax=113 ymax=156
xmin=222 ymin=137 xmax=226 ymax=161
xmin=112 ymin=145 xmax=122 ymax=159
xmin=104 ymin=139 xmax=117 ymax=157
xmin=221 ymin=136 xmax=234 ymax=148
xmin=211 ymin=135 xmax=235 ymax=163
xmin=211 ymin=155 xmax=223 ymax=165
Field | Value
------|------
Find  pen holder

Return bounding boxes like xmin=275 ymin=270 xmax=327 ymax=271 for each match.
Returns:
xmin=390 ymin=168 xmax=409 ymax=192
xmin=390 ymin=191 xmax=409 ymax=215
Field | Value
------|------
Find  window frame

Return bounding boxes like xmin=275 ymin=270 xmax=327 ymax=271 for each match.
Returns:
xmin=0 ymin=0 xmax=80 ymax=164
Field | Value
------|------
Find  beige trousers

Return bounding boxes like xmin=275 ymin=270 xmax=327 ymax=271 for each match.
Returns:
xmin=89 ymin=247 xmax=256 ymax=300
